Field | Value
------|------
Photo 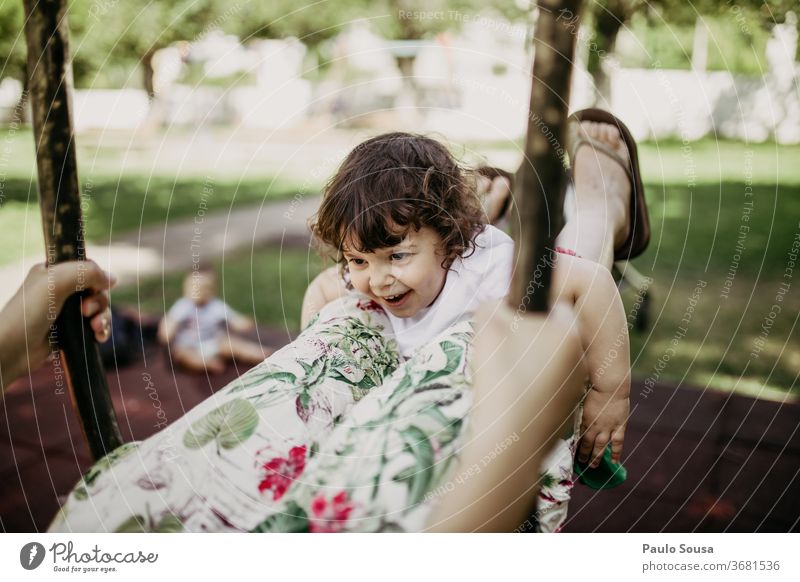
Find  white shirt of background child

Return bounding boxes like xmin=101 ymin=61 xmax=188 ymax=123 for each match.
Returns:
xmin=167 ymin=297 xmax=238 ymax=347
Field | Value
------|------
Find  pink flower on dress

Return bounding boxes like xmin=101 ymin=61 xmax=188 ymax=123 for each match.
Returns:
xmin=356 ymin=299 xmax=384 ymax=313
xmin=538 ymin=491 xmax=556 ymax=502
xmin=309 ymin=491 xmax=355 ymax=533
xmin=258 ymin=445 xmax=307 ymax=500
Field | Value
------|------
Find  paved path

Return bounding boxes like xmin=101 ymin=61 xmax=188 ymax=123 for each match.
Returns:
xmin=0 ymin=195 xmax=321 ymax=308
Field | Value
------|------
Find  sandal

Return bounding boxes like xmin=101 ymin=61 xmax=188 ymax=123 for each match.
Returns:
xmin=568 ymin=109 xmax=650 ymax=261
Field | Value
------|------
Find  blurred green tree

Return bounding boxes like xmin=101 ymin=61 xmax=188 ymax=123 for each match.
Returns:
xmin=67 ymin=0 xmax=231 ymax=96
xmin=586 ymin=0 xmax=798 ymax=100
xmin=373 ymin=0 xmax=528 ymax=89
xmin=4 ymin=0 xmax=530 ymax=95
xmin=0 ymin=2 xmax=25 ymax=84
xmin=231 ymin=0 xmax=527 ymax=87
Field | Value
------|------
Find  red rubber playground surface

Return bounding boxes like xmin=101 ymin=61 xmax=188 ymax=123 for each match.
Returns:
xmin=1 ymin=329 xmax=799 ymax=533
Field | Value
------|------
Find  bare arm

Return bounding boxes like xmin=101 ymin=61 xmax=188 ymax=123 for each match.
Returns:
xmin=300 ymin=266 xmax=350 ymax=329
xmin=157 ymin=315 xmax=177 ymax=345
xmin=0 ymin=261 xmax=114 ymax=390
xmin=228 ymin=312 xmax=255 ymax=334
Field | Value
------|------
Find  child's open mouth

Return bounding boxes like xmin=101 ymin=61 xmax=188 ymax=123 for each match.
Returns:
xmin=383 ymin=290 xmax=411 ymax=307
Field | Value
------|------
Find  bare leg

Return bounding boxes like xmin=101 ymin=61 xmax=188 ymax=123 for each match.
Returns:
xmin=172 ymin=346 xmax=225 ymax=374
xmin=219 ymin=334 xmax=273 ymax=365
xmin=426 ymin=301 xmax=585 ymax=532
xmin=556 ymin=121 xmax=632 ymax=271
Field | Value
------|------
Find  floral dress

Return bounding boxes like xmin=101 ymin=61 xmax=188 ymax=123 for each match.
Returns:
xmin=49 ymin=294 xmax=575 ymax=533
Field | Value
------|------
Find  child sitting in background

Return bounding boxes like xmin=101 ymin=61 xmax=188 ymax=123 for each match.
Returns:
xmin=158 ymin=268 xmax=271 ymax=374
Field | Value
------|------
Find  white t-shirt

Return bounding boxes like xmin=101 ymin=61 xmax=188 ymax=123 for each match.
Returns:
xmin=167 ymin=297 xmax=238 ymax=348
xmin=386 ymin=225 xmax=514 ymax=358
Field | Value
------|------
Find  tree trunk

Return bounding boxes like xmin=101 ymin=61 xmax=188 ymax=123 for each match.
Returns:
xmin=691 ymin=17 xmax=708 ymax=72
xmin=509 ymin=0 xmax=583 ymax=313
xmin=142 ymin=49 xmax=156 ymax=100
xmin=23 ymin=0 xmax=122 ymax=461
xmin=588 ymin=4 xmax=625 ymax=104
xmin=395 ymin=55 xmax=419 ymax=98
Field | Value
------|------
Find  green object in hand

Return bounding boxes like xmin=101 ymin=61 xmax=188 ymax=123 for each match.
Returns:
xmin=573 ymin=445 xmax=627 ymax=490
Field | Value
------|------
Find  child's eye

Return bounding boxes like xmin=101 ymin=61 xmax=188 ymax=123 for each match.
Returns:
xmin=390 ymin=253 xmax=410 ymax=261
xmin=348 ymin=258 xmax=366 ymax=266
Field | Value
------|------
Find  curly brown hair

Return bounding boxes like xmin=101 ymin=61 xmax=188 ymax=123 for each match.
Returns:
xmin=310 ymin=132 xmax=486 ymax=269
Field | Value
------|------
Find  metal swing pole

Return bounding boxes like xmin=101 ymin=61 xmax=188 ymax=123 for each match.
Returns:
xmin=23 ymin=0 xmax=122 ymax=460
xmin=509 ymin=0 xmax=583 ymax=313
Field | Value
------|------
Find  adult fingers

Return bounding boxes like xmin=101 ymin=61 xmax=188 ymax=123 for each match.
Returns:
xmin=89 ymin=307 xmax=112 ymax=343
xmin=51 ymin=260 xmax=116 ymax=300
xmin=81 ymin=290 xmax=110 ymax=318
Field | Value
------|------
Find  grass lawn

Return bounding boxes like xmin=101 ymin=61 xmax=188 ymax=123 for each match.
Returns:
xmin=473 ymin=138 xmax=800 ymax=186
xmin=0 ymin=129 xmax=313 ymax=266
xmin=624 ymin=181 xmax=799 ymax=399
xmin=0 ymin=175 xmax=307 ymax=266
xmin=3 ymin=125 xmax=797 ymax=397
xmin=472 ymin=137 xmax=800 ymax=397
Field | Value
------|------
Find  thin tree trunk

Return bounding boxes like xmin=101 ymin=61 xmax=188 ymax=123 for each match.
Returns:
xmin=395 ymin=55 xmax=419 ymax=103
xmin=509 ymin=0 xmax=583 ymax=313
xmin=588 ymin=5 xmax=624 ymax=104
xmin=691 ymin=17 xmax=708 ymax=72
xmin=23 ymin=0 xmax=122 ymax=461
xmin=142 ymin=50 xmax=156 ymax=100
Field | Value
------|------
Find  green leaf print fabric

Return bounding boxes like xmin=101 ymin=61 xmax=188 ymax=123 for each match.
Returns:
xmin=49 ymin=294 xmax=575 ymax=533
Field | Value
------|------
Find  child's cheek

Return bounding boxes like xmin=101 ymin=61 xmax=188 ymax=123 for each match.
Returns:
xmin=351 ymin=273 xmax=370 ymax=295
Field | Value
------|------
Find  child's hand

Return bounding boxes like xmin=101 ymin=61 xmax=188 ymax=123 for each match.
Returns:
xmin=578 ymin=388 xmax=629 ymax=467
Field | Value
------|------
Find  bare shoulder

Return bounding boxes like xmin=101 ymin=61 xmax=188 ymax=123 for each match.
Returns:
xmin=306 ymin=265 xmax=350 ymax=306
xmin=316 ymin=265 xmax=347 ymax=295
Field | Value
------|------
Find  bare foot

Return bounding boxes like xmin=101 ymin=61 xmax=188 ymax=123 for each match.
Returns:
xmin=572 ymin=121 xmax=632 ymax=250
xmin=173 ymin=348 xmax=226 ymax=374
xmin=205 ymin=357 xmax=226 ymax=374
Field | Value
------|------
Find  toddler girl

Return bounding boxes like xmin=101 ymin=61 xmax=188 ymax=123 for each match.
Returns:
xmin=304 ymin=131 xmax=630 ymax=531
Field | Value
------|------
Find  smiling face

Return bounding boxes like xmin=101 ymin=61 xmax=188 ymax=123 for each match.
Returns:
xmin=343 ymin=226 xmax=449 ymax=318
